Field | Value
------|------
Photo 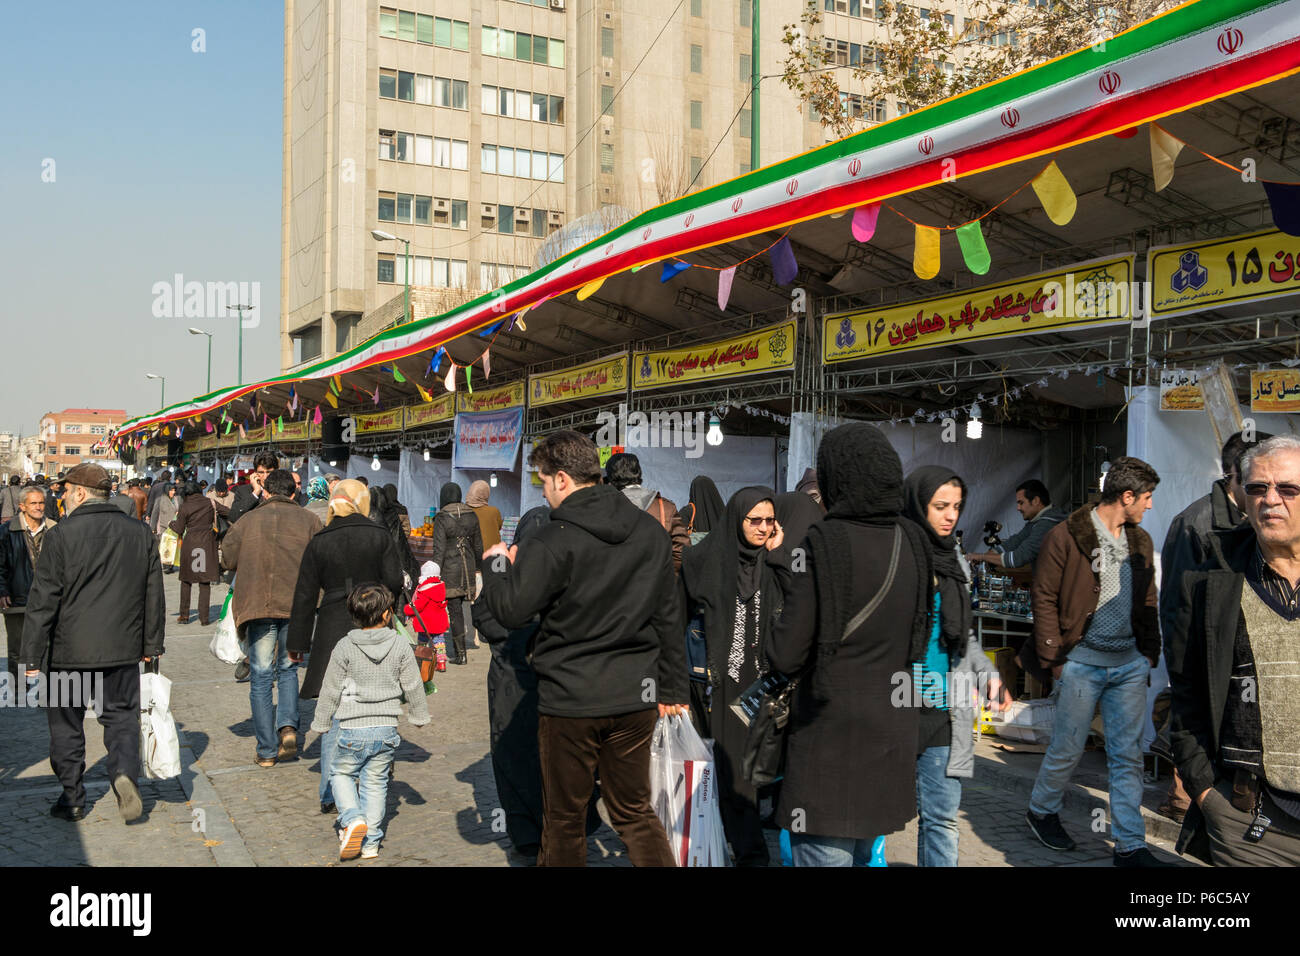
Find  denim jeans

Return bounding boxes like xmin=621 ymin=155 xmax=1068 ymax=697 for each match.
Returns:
xmin=1029 ymin=654 xmax=1149 ymax=853
xmin=916 ymin=745 xmax=962 ymax=867
xmin=246 ymin=619 xmax=300 ymax=761
xmin=331 ymin=725 xmax=401 ymax=849
xmin=320 ymin=718 xmax=340 ymax=805
xmin=789 ymin=833 xmax=885 ymax=867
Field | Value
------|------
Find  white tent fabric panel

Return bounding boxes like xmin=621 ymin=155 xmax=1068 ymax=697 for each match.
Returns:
xmin=398 ymin=452 xmax=452 ymax=524
xmin=634 ymin=436 xmax=779 ymax=510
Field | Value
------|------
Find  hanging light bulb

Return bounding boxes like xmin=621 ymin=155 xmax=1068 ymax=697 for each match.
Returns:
xmin=1100 ymin=459 xmax=1112 ymax=490
xmin=966 ymin=403 xmax=983 ymax=440
xmin=488 ymin=471 xmax=498 ymax=488
xmin=328 ymin=460 xmax=337 ymax=467
xmin=313 ymin=464 xmax=319 ymax=473
xmin=706 ymin=416 xmax=723 ymax=446
xmin=423 ymin=448 xmax=430 ymax=462
xmin=371 ymin=454 xmax=381 ymax=471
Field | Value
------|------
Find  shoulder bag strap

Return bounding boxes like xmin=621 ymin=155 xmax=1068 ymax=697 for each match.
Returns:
xmin=840 ymin=525 xmax=903 ymax=644
xmin=685 ymin=501 xmax=695 ymax=533
xmin=656 ymin=497 xmax=668 ymax=527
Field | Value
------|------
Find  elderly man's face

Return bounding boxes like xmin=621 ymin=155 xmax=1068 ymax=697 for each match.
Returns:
xmin=18 ymin=491 xmax=46 ymax=522
xmin=1244 ymin=450 xmax=1300 ymax=551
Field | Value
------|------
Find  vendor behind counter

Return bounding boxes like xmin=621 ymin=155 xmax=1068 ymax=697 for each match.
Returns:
xmin=965 ymin=479 xmax=1066 ymax=571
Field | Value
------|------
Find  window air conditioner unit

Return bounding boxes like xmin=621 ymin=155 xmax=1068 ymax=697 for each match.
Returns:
xmin=550 ymin=0 xmax=565 ymax=9
xmin=547 ymin=210 xmax=562 ymax=224
xmin=481 ymin=203 xmax=498 ymax=218
xmin=434 ymin=198 xmax=450 ymax=212
xmin=514 ymin=207 xmax=531 ymax=223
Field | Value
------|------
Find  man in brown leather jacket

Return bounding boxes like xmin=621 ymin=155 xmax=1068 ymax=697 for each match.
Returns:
xmin=604 ymin=453 xmax=690 ymax=572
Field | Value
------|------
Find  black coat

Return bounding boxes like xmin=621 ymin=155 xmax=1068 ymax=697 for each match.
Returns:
xmin=481 ymin=483 xmax=687 ymax=718
xmin=169 ymin=494 xmax=227 ymax=584
xmin=431 ymin=502 xmax=482 ymax=598
xmin=227 ymin=484 xmax=261 ymax=524
xmin=20 ymin=500 xmax=166 ymax=671
xmin=766 ymin=522 xmax=925 ymax=841
xmin=1167 ymin=522 xmax=1256 ymax=864
xmin=287 ymin=513 xmax=405 ymax=698
xmin=0 ymin=515 xmax=56 ymax=606
xmin=1159 ymin=478 xmax=1242 ymax=643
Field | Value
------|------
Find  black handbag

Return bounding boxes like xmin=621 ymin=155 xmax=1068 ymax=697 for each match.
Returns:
xmin=741 ymin=525 xmax=903 ymax=790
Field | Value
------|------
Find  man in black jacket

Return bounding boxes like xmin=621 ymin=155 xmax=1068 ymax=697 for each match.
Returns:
xmin=144 ymin=470 xmax=172 ymax=520
xmin=21 ymin=463 xmax=166 ymax=823
xmin=227 ymin=453 xmax=281 ymax=524
xmin=1168 ymin=435 xmax=1300 ymax=865
xmin=482 ymin=430 xmax=686 ymax=867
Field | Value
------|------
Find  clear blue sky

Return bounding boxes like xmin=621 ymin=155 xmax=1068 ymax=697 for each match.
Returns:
xmin=0 ymin=1 xmax=283 ymax=436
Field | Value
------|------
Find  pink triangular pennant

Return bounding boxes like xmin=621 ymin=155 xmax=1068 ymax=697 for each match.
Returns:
xmin=851 ymin=203 xmax=882 ymax=243
xmin=312 ymin=405 xmax=322 ymax=425
xmin=483 ymin=348 xmax=491 ymax=380
xmin=373 ymin=384 xmax=381 ymax=406
xmin=718 ymin=266 xmax=736 ymax=311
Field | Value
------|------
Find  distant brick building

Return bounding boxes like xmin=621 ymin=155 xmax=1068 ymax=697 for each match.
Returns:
xmin=38 ymin=408 xmax=128 ymax=476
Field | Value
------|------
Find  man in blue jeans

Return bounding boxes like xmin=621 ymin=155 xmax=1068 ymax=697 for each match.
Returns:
xmin=1023 ymin=456 xmax=1170 ymax=866
xmin=220 ymin=469 xmax=323 ymax=772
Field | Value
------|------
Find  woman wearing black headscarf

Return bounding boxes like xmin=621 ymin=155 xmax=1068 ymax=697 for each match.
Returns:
xmin=376 ymin=483 xmax=420 ymax=587
xmin=677 ymin=475 xmax=725 ymax=543
xmin=765 ymin=423 xmax=932 ymax=866
xmin=773 ymin=491 xmax=824 ymax=557
xmin=680 ymin=486 xmax=786 ymax=865
xmin=431 ymin=481 xmax=482 ymax=665
xmin=902 ymin=466 xmax=1010 ymax=866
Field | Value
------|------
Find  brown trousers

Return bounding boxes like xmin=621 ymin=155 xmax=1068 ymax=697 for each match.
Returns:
xmin=1201 ymin=778 xmax=1300 ymax=866
xmin=537 ymin=709 xmax=675 ymax=867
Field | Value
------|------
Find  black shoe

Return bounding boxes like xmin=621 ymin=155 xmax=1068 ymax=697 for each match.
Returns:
xmin=50 ymin=802 xmax=85 ymax=822
xmin=1026 ymin=810 xmax=1076 ymax=851
xmin=112 ymin=774 xmax=143 ymax=823
xmin=1114 ymin=846 xmax=1175 ymax=867
xmin=234 ymin=660 xmax=251 ymax=683
xmin=320 ymin=801 xmax=336 ymax=814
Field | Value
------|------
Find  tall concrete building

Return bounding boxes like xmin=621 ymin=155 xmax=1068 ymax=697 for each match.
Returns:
xmin=280 ymin=0 xmax=927 ymax=372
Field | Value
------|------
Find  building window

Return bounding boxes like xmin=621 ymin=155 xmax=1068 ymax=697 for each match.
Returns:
xmin=415 ymin=195 xmax=432 ymax=225
xmin=417 ymin=13 xmax=434 ymax=44
xmin=378 ymin=191 xmax=396 ymax=221
xmin=532 ymin=208 xmax=546 ymax=238
xmin=739 ymin=53 xmax=751 ymax=82
xmin=449 ymin=260 xmax=468 ymax=289
xmin=740 ymin=0 xmax=751 ymax=27
xmin=532 ymin=92 xmax=548 ymax=122
xmin=379 ymin=69 xmax=397 ymax=99
xmin=601 ymin=27 xmax=614 ymax=57
xmin=690 ymin=100 xmax=703 ymax=129
xmin=550 ymin=94 xmax=565 ymax=124
xmin=398 ymin=10 xmax=416 ymax=41
xmin=549 ymin=154 xmax=564 ymax=182
xmin=691 ymin=0 xmax=702 ymax=16
xmin=396 ymin=193 xmax=413 ymax=223
xmin=690 ymin=44 xmax=703 ymax=73
xmin=452 ymin=79 xmax=468 ymax=109
xmin=600 ymin=84 xmax=614 ymax=116
xmin=739 ymin=108 xmax=752 ymax=138
xmin=90 ymin=426 xmax=106 ymax=435
xmin=63 ymin=446 xmax=81 ymax=456
xmin=451 ymin=200 xmax=468 ymax=230
xmin=689 ymin=156 xmax=702 ymax=181
xmin=415 ymin=74 xmax=433 ymax=104
xmin=435 ymin=16 xmax=452 ymax=47
xmin=498 ymin=146 xmax=514 ymax=176
xmin=380 ymin=7 xmax=398 ymax=38
xmin=532 ymin=150 xmax=548 ymax=180
xmin=434 ymin=137 xmax=451 ymax=167
xmin=452 ymin=140 xmax=468 ymax=170
xmin=498 ymin=204 xmax=514 ymax=234
xmin=482 ymin=84 xmax=496 ymax=113
xmin=452 ymin=20 xmax=469 ymax=50
xmin=64 ymin=424 xmax=82 ymax=434
xmin=481 ymin=144 xmax=497 ymax=173
xmin=600 ymin=143 xmax=614 ymax=173
xmin=395 ymin=131 xmax=412 ymax=161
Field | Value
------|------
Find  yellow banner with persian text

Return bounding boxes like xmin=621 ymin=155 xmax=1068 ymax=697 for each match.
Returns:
xmin=457 ymin=380 xmax=526 ymax=414
xmin=353 ymin=409 xmax=404 ymax=434
xmin=1250 ymin=369 xmax=1300 ymax=413
xmin=1148 ymin=229 xmax=1300 ymax=320
xmin=823 ymin=255 xmax=1135 ymax=363
xmin=631 ymin=321 xmax=796 ymax=392
xmin=530 ymin=353 xmax=628 ymax=407
xmin=405 ymin=394 xmax=456 ymax=428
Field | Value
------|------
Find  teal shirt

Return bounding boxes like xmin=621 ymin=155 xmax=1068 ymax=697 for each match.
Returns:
xmin=913 ymin=591 xmax=950 ymax=710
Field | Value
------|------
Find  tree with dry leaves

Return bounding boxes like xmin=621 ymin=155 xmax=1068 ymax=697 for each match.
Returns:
xmin=781 ymin=0 xmax=1178 ymax=140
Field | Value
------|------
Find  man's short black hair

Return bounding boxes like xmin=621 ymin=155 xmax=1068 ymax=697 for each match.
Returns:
xmin=604 ymin=452 xmax=642 ymax=490
xmin=7 ymin=476 xmax=19 ymax=486
xmin=356 ymin=475 xmax=369 ymax=487
xmin=160 ymin=470 xmax=172 ymax=481
xmin=529 ymin=430 xmax=602 ymax=485
xmin=1100 ymin=456 xmax=1160 ymax=505
xmin=1221 ymin=429 xmax=1275 ymax=478
xmin=264 ymin=468 xmax=297 ymax=498
xmin=253 ymin=452 xmax=279 ymax=472
xmin=348 ymin=583 xmax=395 ymax=628
xmin=1017 ymin=479 xmax=1050 ymax=506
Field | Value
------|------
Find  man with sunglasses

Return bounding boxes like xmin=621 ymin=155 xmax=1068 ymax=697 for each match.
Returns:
xmin=1156 ymin=429 xmax=1272 ymax=821
xmin=1168 ymin=435 xmax=1300 ymax=865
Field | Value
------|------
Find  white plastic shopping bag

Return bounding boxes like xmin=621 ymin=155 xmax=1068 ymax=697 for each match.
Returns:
xmin=208 ymin=589 xmax=245 ymax=664
xmin=140 ymin=667 xmax=182 ymax=779
xmin=650 ymin=714 xmax=729 ymax=867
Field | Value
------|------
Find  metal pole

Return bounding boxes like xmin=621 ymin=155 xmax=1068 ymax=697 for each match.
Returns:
xmin=237 ymin=308 xmax=244 ymax=385
xmin=751 ymin=0 xmax=760 ymax=171
xmin=160 ymin=377 xmax=166 ymax=409
xmin=205 ymin=334 xmax=212 ymax=393
xmin=403 ymin=238 xmax=411 ymax=323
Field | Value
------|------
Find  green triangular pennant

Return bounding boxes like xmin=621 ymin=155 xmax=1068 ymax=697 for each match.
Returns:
xmin=956 ymin=221 xmax=991 ymax=276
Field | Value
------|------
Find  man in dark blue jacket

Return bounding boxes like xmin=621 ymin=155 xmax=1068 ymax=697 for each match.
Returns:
xmin=21 ymin=463 xmax=166 ymax=823
xmin=0 ymin=485 xmax=56 ymax=682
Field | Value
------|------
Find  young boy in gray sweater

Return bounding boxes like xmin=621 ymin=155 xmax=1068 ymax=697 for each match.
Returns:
xmin=311 ymin=583 xmax=430 ymax=860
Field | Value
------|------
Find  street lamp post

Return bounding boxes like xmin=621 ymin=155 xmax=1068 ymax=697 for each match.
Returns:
xmin=145 ymin=373 xmax=166 ymax=409
xmin=371 ymin=229 xmax=411 ymax=324
xmin=228 ymin=304 xmax=253 ymax=385
xmin=188 ymin=327 xmax=213 ymax=393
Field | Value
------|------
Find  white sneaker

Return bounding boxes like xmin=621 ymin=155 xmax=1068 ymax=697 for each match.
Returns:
xmin=360 ymin=844 xmax=379 ymax=860
xmin=339 ymin=820 xmax=367 ymax=860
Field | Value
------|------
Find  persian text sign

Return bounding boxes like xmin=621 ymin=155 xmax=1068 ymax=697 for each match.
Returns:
xmin=457 ymin=380 xmax=526 ymax=414
xmin=353 ymin=409 xmax=403 ymax=434
xmin=1160 ymin=369 xmax=1205 ymax=411
xmin=632 ymin=321 xmax=796 ymax=392
xmin=530 ymin=353 xmax=628 ymax=407
xmin=1148 ymin=229 xmax=1300 ymax=319
xmin=244 ymin=425 xmax=269 ymax=444
xmin=405 ymin=394 xmax=456 ymax=428
xmin=275 ymin=421 xmax=310 ymax=442
xmin=453 ymin=407 xmax=524 ymax=471
xmin=1250 ymin=369 xmax=1300 ymax=413
xmin=218 ymin=429 xmax=237 ymax=448
xmin=824 ymin=256 xmax=1135 ymax=363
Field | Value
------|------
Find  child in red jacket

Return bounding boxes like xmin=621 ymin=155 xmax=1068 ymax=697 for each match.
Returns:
xmin=404 ymin=562 xmax=451 ymax=671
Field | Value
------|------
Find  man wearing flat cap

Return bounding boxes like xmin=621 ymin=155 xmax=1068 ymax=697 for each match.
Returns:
xmin=21 ymin=463 xmax=166 ymax=823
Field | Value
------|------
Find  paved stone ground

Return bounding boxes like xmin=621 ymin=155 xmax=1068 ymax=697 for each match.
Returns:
xmin=0 ymin=574 xmax=1195 ymax=867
